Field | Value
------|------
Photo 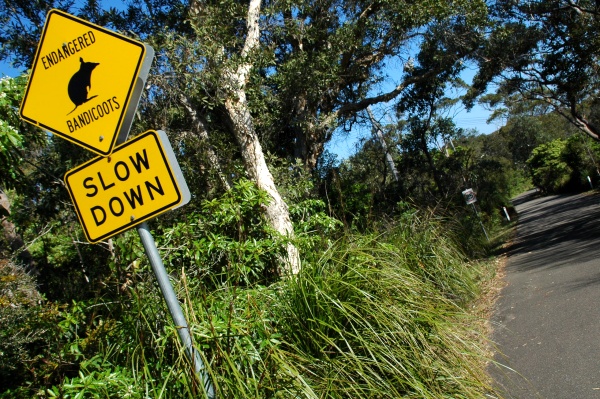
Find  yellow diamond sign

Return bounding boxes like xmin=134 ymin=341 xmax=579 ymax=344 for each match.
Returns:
xmin=20 ymin=9 xmax=152 ymax=156
xmin=65 ymin=130 xmax=190 ymax=243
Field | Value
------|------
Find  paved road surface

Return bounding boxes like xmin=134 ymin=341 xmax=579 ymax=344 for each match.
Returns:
xmin=490 ymin=190 xmax=600 ymax=398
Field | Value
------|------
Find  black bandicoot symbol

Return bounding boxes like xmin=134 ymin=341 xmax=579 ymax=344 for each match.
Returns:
xmin=67 ymin=57 xmax=99 ymax=115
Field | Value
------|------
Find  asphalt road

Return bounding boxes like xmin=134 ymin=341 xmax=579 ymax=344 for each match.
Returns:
xmin=490 ymin=190 xmax=600 ymax=399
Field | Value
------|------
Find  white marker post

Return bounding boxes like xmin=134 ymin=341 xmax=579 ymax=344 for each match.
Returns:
xmin=502 ymin=206 xmax=511 ymax=222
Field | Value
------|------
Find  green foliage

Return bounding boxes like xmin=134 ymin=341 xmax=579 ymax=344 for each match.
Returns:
xmin=0 ymin=75 xmax=44 ymax=190
xmin=0 ymin=2 xmax=535 ymax=398
xmin=277 ymin=238 xmax=489 ymax=398
xmin=52 ymin=210 xmax=493 ymax=399
xmin=0 ymin=259 xmax=42 ymax=386
xmin=153 ymin=176 xmax=342 ymax=286
xmin=526 ymin=139 xmax=567 ymax=193
xmin=2 ymin=189 xmax=497 ymax=399
xmin=526 ymin=137 xmax=596 ymax=193
xmin=46 ymin=355 xmax=146 ymax=399
xmin=154 ymin=179 xmax=284 ymax=286
xmin=197 ymin=211 xmax=495 ymax=398
xmin=0 ymin=259 xmax=90 ymax=396
xmin=470 ymin=1 xmax=600 ymax=141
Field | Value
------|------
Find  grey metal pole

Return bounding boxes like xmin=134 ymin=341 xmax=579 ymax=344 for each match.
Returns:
xmin=137 ymin=222 xmax=215 ymax=399
xmin=471 ymin=203 xmax=490 ymax=242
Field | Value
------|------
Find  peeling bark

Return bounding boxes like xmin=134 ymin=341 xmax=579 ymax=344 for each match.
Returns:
xmin=367 ymin=106 xmax=399 ymax=182
xmin=222 ymin=0 xmax=301 ymax=274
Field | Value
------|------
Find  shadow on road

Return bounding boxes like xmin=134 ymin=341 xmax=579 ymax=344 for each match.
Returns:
xmin=510 ymin=190 xmax=541 ymax=206
xmin=490 ymin=189 xmax=600 ymax=399
xmin=504 ymin=190 xmax=600 ymax=274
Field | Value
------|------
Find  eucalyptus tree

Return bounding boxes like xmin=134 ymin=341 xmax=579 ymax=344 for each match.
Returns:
xmin=470 ymin=0 xmax=600 ymax=141
xmin=175 ymin=0 xmax=489 ymax=244
xmin=261 ymin=0 xmax=488 ymax=170
xmin=367 ymin=106 xmax=399 ymax=182
xmin=394 ymin=18 xmax=476 ymax=202
xmin=1 ymin=0 xmax=491 ymax=274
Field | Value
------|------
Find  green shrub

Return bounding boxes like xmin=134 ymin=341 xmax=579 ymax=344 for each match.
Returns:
xmin=18 ymin=185 xmax=496 ymax=399
xmin=0 ymin=259 xmax=43 ymax=388
xmin=181 ymin=219 xmax=494 ymax=398
xmin=0 ymin=259 xmax=80 ymax=397
xmin=526 ymin=137 xmax=596 ymax=193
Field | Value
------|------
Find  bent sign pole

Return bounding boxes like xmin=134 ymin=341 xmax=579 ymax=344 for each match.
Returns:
xmin=116 ymin=132 xmax=216 ymax=398
xmin=65 ymin=130 xmax=215 ymax=398
xmin=125 ymin=132 xmax=215 ymax=399
xmin=137 ymin=222 xmax=215 ymax=398
xmin=118 ymin=132 xmax=215 ymax=398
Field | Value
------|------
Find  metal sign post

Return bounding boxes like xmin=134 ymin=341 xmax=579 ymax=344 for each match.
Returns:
xmin=20 ymin=9 xmax=216 ymax=397
xmin=127 ymin=133 xmax=215 ymax=398
xmin=137 ymin=222 xmax=215 ymax=398
xmin=462 ymin=188 xmax=489 ymax=242
xmin=471 ymin=203 xmax=490 ymax=242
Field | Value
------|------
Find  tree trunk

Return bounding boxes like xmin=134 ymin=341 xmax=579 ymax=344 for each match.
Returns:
xmin=179 ymin=94 xmax=232 ymax=191
xmin=367 ymin=106 xmax=399 ymax=182
xmin=222 ymin=0 xmax=300 ymax=274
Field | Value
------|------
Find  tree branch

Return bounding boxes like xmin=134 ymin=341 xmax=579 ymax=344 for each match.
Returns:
xmin=179 ymin=94 xmax=232 ymax=190
xmin=321 ymin=68 xmax=441 ymax=128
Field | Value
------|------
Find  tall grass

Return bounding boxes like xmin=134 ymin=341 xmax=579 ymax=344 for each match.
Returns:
xmin=276 ymin=238 xmax=491 ymax=398
xmin=177 ymin=216 xmax=495 ymax=398
xmin=40 ymin=210 xmax=497 ymax=398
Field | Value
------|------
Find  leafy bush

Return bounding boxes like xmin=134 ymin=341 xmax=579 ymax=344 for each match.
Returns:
xmin=526 ymin=136 xmax=598 ymax=194
xmin=0 ymin=259 xmax=78 ymax=397
xmin=41 ymin=208 xmax=494 ymax=399
xmin=2 ymin=176 xmax=496 ymax=399
xmin=0 ymin=259 xmax=43 ymax=388
xmin=152 ymin=179 xmax=293 ymax=287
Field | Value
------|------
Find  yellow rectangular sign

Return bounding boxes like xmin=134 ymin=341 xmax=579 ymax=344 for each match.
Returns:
xmin=65 ymin=130 xmax=190 ymax=243
xmin=20 ymin=9 xmax=151 ymax=155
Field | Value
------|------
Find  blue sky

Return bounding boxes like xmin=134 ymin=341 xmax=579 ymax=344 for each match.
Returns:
xmin=325 ymin=100 xmax=497 ymax=160
xmin=2 ymin=59 xmax=497 ymax=160
xmin=0 ymin=63 xmax=22 ymax=78
xmin=325 ymin=64 xmax=500 ymax=159
xmin=2 ymin=5 xmax=498 ymax=160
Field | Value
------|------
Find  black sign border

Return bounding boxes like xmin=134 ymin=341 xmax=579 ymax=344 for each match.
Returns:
xmin=20 ymin=9 xmax=146 ymax=156
xmin=64 ymin=131 xmax=182 ymax=243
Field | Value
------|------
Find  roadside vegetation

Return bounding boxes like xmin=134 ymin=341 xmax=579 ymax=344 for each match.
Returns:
xmin=2 ymin=179 xmax=504 ymax=398
xmin=3 ymin=1 xmax=600 ymax=398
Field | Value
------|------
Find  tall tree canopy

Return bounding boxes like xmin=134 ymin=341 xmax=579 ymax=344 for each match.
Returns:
xmin=1 ymin=0 xmax=491 ymax=274
xmin=2 ymin=0 xmax=490 ymax=168
xmin=470 ymin=0 xmax=600 ymax=141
